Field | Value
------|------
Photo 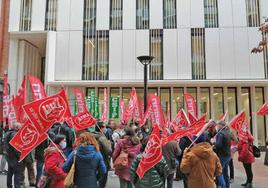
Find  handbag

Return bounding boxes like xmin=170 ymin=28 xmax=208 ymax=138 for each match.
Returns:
xmin=252 ymin=145 xmax=261 ymax=158
xmin=37 ymin=171 xmax=51 ymax=188
xmin=64 ymin=153 xmax=77 ymax=188
xmin=113 ymin=150 xmax=128 ymax=170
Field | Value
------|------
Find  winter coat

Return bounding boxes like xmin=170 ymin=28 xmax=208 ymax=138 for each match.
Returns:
xmin=130 ymin=154 xmax=169 ymax=188
xmin=4 ymin=129 xmax=20 ymax=161
xmin=180 ymin=142 xmax=222 ymax=188
xmin=62 ymin=145 xmax=107 ymax=188
xmin=215 ymin=128 xmax=231 ymax=157
xmin=112 ymin=137 xmax=141 ymax=181
xmin=238 ymin=136 xmax=255 ymax=164
xmin=162 ymin=140 xmax=181 ymax=174
xmin=44 ymin=145 xmax=67 ymax=188
xmin=35 ymin=139 xmax=49 ymax=162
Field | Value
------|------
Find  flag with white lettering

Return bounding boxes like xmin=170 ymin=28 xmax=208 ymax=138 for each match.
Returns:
xmin=184 ymin=93 xmax=197 ymax=118
xmin=14 ymin=77 xmax=27 ymax=123
xmin=70 ymin=111 xmax=97 ymax=131
xmin=148 ymin=94 xmax=165 ymax=129
xmin=256 ymin=102 xmax=268 ymax=115
xmin=8 ymin=97 xmax=17 ymax=129
xmin=101 ymin=88 xmax=108 ymax=122
xmin=229 ymin=111 xmax=246 ymax=131
xmin=3 ymin=73 xmax=9 ymax=126
xmin=74 ymin=87 xmax=87 ymax=114
xmin=28 ymin=75 xmax=46 ymax=101
xmin=171 ymin=109 xmax=190 ymax=132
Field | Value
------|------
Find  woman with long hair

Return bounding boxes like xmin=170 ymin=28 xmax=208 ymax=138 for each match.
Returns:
xmin=62 ymin=132 xmax=106 ymax=188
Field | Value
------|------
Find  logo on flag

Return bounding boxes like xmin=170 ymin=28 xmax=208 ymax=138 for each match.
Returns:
xmin=71 ymin=111 xmax=97 ymax=131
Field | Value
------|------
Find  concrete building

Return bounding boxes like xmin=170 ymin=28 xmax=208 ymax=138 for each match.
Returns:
xmin=6 ymin=0 xmax=268 ymax=146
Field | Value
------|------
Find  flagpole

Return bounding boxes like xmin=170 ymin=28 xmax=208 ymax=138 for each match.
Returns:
xmin=48 ymin=137 xmax=67 ymax=160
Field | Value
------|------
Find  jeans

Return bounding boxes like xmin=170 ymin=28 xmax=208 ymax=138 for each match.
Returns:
xmin=36 ymin=160 xmax=44 ymax=185
xmin=99 ymin=172 xmax=108 ymax=188
xmin=217 ymin=156 xmax=231 ymax=188
xmin=243 ymin=163 xmax=253 ymax=183
xmin=119 ymin=178 xmax=133 ymax=188
xmin=229 ymin=159 xmax=234 ymax=179
xmin=182 ymin=173 xmax=188 ymax=188
xmin=20 ymin=159 xmax=36 ymax=185
xmin=167 ymin=173 xmax=174 ymax=188
xmin=7 ymin=159 xmax=21 ymax=188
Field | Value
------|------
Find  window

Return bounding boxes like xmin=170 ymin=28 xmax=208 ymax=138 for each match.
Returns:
xmin=20 ymin=0 xmax=32 ymax=31
xmin=264 ymin=33 xmax=268 ymax=78
xmin=136 ymin=0 xmax=149 ymax=29
xmin=245 ymin=0 xmax=260 ymax=27
xmin=163 ymin=0 xmax=177 ymax=29
xmin=213 ymin=87 xmax=224 ymax=119
xmin=191 ymin=28 xmax=206 ymax=80
xmin=227 ymin=88 xmax=237 ymax=121
xmin=160 ymin=88 xmax=171 ymax=114
xmin=110 ymin=0 xmax=122 ymax=30
xmin=255 ymin=87 xmax=266 ymax=146
xmin=45 ymin=0 xmax=58 ymax=31
xmin=200 ymin=88 xmax=210 ymax=119
xmin=173 ymin=87 xmax=184 ymax=118
xmin=149 ymin=29 xmax=163 ymax=80
xmin=204 ymin=0 xmax=218 ymax=28
xmin=241 ymin=87 xmax=252 ymax=131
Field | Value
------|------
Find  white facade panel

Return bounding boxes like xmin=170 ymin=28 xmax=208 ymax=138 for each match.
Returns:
xmin=45 ymin=32 xmax=57 ymax=83
xmin=177 ymin=0 xmax=191 ymax=28
xmin=96 ymin=0 xmax=110 ymax=30
xmin=31 ymin=0 xmax=46 ymax=31
xmin=68 ymin=31 xmax=83 ymax=80
xmin=123 ymin=0 xmax=136 ymax=29
xmin=122 ymin=30 xmax=136 ymax=80
xmin=205 ymin=28 xmax=221 ymax=79
xmin=109 ymin=31 xmax=123 ymax=80
xmin=69 ymin=0 xmax=84 ymax=31
xmin=9 ymin=0 xmax=21 ymax=31
xmin=150 ymin=0 xmax=163 ymax=29
xmin=219 ymin=28 xmax=235 ymax=79
xmin=232 ymin=0 xmax=247 ymax=27
xmin=8 ymin=38 xmax=19 ymax=94
xmin=218 ymin=0 xmax=233 ymax=27
xmin=163 ymin=29 xmax=178 ymax=79
xmin=260 ymin=0 xmax=268 ymax=18
xmin=55 ymin=32 xmax=69 ymax=80
xmin=190 ymin=0 xmax=204 ymax=28
xmin=177 ymin=29 xmax=191 ymax=79
xmin=136 ymin=30 xmax=149 ymax=80
xmin=57 ymin=0 xmax=71 ymax=31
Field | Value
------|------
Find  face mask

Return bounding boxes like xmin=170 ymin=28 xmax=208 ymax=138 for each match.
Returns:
xmin=59 ymin=141 xmax=67 ymax=150
xmin=145 ymin=128 xmax=149 ymax=133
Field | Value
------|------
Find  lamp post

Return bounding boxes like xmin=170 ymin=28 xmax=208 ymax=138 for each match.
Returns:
xmin=137 ymin=55 xmax=154 ymax=112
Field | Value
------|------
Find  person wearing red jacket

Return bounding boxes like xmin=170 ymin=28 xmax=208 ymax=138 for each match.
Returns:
xmin=44 ymin=135 xmax=67 ymax=188
xmin=237 ymin=132 xmax=255 ymax=188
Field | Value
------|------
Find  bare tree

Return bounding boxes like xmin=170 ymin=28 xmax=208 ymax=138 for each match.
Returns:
xmin=251 ymin=17 xmax=268 ymax=53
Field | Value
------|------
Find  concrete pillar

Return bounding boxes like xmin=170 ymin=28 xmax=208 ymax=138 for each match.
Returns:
xmin=250 ymin=86 xmax=259 ymax=146
xmin=210 ymin=87 xmax=215 ymax=119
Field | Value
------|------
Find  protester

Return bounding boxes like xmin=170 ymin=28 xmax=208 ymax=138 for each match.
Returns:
xmin=112 ymin=124 xmax=125 ymax=149
xmin=44 ymin=134 xmax=67 ymax=188
xmin=0 ymin=125 xmax=9 ymax=175
xmin=106 ymin=119 xmax=116 ymax=142
xmin=35 ymin=139 xmax=49 ymax=186
xmin=229 ymin=131 xmax=238 ymax=184
xmin=113 ymin=128 xmax=141 ymax=188
xmin=180 ymin=134 xmax=222 ymax=188
xmin=4 ymin=122 xmax=22 ymax=188
xmin=20 ymin=152 xmax=36 ymax=187
xmin=130 ymin=154 xmax=169 ymax=188
xmin=238 ymin=132 xmax=255 ymax=188
xmin=162 ymin=140 xmax=182 ymax=188
xmin=62 ymin=132 xmax=107 ymax=188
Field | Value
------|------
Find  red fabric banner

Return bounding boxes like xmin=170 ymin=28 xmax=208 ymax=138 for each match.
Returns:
xmin=3 ymin=73 xmax=9 ymax=125
xmin=9 ymin=120 xmax=48 ymax=161
xmin=28 ymin=75 xmax=46 ymax=101
xmin=69 ymin=111 xmax=96 ymax=131
xmin=184 ymin=93 xmax=197 ymax=118
xmin=219 ymin=111 xmax=228 ymax=121
xmin=74 ymin=87 xmax=87 ymax=114
xmin=149 ymin=94 xmax=165 ymax=129
xmin=167 ymin=128 xmax=192 ymax=143
xmin=14 ymin=78 xmax=27 ymax=123
xmin=124 ymin=88 xmax=138 ymax=123
xmin=101 ymin=88 xmax=108 ymax=122
xmin=140 ymin=105 xmax=152 ymax=126
xmin=119 ymin=99 xmax=125 ymax=123
xmin=8 ymin=97 xmax=17 ymax=129
xmin=134 ymin=96 xmax=143 ymax=122
xmin=165 ymin=106 xmax=170 ymax=129
xmin=237 ymin=121 xmax=251 ymax=142
xmin=256 ymin=102 xmax=268 ymax=115
xmin=136 ymin=125 xmax=162 ymax=179
xmin=171 ymin=109 xmax=190 ymax=132
xmin=198 ymin=114 xmax=207 ymax=122
xmin=229 ymin=111 xmax=246 ymax=131
xmin=188 ymin=112 xmax=198 ymax=124
xmin=22 ymin=89 xmax=71 ymax=135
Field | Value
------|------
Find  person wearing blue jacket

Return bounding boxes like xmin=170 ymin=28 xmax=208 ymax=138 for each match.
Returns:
xmin=62 ymin=132 xmax=107 ymax=188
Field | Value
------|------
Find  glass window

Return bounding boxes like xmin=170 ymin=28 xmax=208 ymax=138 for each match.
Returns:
xmin=110 ymin=0 xmax=122 ymax=30
xmin=204 ymin=0 xmax=218 ymax=28
xmin=150 ymin=29 xmax=163 ymax=80
xmin=148 ymin=88 xmax=158 ymax=96
xmin=264 ymin=33 xmax=268 ymax=79
xmin=191 ymin=28 xmax=206 ymax=80
xmin=213 ymin=87 xmax=224 ymax=119
xmin=45 ymin=0 xmax=57 ymax=31
xmin=200 ymin=88 xmax=210 ymax=119
xmin=227 ymin=88 xmax=237 ymax=121
xmin=160 ymin=88 xmax=170 ymax=114
xmin=20 ymin=0 xmax=32 ymax=31
xmin=110 ymin=87 xmax=120 ymax=97
xmin=245 ymin=0 xmax=260 ymax=27
xmin=122 ymin=88 xmax=132 ymax=107
xmin=136 ymin=0 xmax=149 ymax=29
xmin=241 ymin=87 xmax=252 ymax=130
xmin=173 ymin=87 xmax=184 ymax=118
xmin=98 ymin=88 xmax=105 ymax=120
xmin=255 ymin=87 xmax=266 ymax=146
xmin=163 ymin=0 xmax=177 ymax=29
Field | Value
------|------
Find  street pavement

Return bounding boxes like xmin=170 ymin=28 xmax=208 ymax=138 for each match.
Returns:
xmin=0 ymin=153 xmax=266 ymax=188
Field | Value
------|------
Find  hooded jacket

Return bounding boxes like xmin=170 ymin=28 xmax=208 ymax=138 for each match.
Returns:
xmin=180 ymin=142 xmax=222 ymax=188
xmin=162 ymin=140 xmax=181 ymax=174
xmin=238 ymin=134 xmax=255 ymax=164
xmin=62 ymin=145 xmax=107 ymax=188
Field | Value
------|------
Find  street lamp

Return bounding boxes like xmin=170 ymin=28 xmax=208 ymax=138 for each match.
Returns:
xmin=137 ymin=55 xmax=154 ymax=112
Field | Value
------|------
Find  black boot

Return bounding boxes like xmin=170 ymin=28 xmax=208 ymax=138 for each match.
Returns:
xmin=241 ymin=182 xmax=248 ymax=186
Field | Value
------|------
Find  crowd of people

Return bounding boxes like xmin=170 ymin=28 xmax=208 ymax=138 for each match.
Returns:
xmin=1 ymin=118 xmax=267 ymax=188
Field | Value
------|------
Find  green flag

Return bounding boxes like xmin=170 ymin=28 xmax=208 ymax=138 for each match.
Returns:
xmin=94 ymin=95 xmax=99 ymax=119
xmin=109 ymin=96 xmax=119 ymax=119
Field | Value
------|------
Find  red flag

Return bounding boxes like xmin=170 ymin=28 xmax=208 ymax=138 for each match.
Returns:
xmin=199 ymin=113 xmax=207 ymax=122
xmin=188 ymin=112 xmax=198 ymax=124
xmin=124 ymin=88 xmax=138 ymax=123
xmin=167 ymin=128 xmax=192 ymax=143
xmin=9 ymin=120 xmax=48 ymax=161
xmin=229 ymin=111 xmax=246 ymax=131
xmin=3 ymin=73 xmax=9 ymax=125
xmin=119 ymin=99 xmax=125 ymax=123
xmin=140 ymin=105 xmax=152 ymax=126
xmin=237 ymin=121 xmax=251 ymax=142
xmin=171 ymin=109 xmax=190 ymax=132
xmin=136 ymin=125 xmax=162 ymax=179
xmin=22 ymin=89 xmax=71 ymax=135
xmin=100 ymin=88 xmax=108 ymax=122
xmin=165 ymin=105 xmax=171 ymax=129
xmin=74 ymin=87 xmax=87 ymax=113
xmin=189 ymin=119 xmax=208 ymax=135
xmin=14 ymin=78 xmax=27 ymax=123
xmin=184 ymin=93 xmax=197 ymax=118
xmin=70 ymin=111 xmax=96 ymax=131
xmin=8 ymin=97 xmax=17 ymax=129
xmin=28 ymin=75 xmax=46 ymax=101
xmin=149 ymin=94 xmax=165 ymax=129
xmin=219 ymin=111 xmax=228 ymax=121
xmin=256 ymin=102 xmax=268 ymax=115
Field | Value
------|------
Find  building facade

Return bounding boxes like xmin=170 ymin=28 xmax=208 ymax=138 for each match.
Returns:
xmin=6 ymin=0 xmax=268 ymax=146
